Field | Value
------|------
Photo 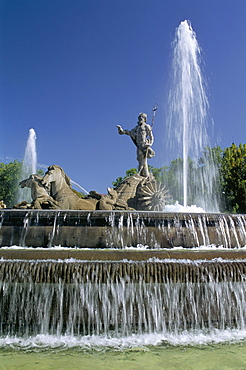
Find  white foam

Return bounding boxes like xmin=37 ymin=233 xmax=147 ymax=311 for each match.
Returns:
xmin=165 ymin=201 xmax=206 ymax=213
xmin=0 ymin=329 xmax=246 ymax=350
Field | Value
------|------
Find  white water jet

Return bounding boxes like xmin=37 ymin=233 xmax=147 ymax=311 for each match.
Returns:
xmin=166 ymin=20 xmax=219 ymax=212
xmin=23 ymin=128 xmax=37 ymax=175
xmin=70 ymin=179 xmax=89 ymax=195
xmin=17 ymin=128 xmax=37 ymax=203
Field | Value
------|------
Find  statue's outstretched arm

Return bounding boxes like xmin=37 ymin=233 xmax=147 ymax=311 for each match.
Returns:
xmin=116 ymin=125 xmax=130 ymax=136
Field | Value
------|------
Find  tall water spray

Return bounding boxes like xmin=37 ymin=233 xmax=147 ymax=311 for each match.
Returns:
xmin=166 ymin=20 xmax=219 ymax=212
xmin=17 ymin=128 xmax=37 ymax=203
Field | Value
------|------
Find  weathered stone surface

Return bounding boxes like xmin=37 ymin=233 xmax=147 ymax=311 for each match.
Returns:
xmin=1 ymin=248 xmax=246 ymax=261
xmin=0 ymin=209 xmax=246 ymax=248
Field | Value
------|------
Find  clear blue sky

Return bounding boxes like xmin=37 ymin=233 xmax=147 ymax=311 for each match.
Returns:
xmin=1 ymin=0 xmax=246 ymax=193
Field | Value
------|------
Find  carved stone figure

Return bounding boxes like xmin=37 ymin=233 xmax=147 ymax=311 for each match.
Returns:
xmin=117 ymin=113 xmax=155 ymax=177
xmin=114 ymin=173 xmax=144 ymax=209
xmin=0 ymin=200 xmax=6 ymax=209
xmin=19 ymin=174 xmax=60 ymax=209
xmin=97 ymin=188 xmax=118 ymax=210
xmin=114 ymin=172 xmax=168 ymax=211
xmin=88 ymin=188 xmax=130 ymax=210
xmin=42 ymin=165 xmax=98 ymax=210
xmin=16 ymin=162 xmax=168 ymax=211
xmin=13 ymin=201 xmax=31 ymax=209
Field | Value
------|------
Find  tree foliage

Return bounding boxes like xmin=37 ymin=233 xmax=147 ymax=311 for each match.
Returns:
xmin=0 ymin=161 xmax=22 ymax=207
xmin=221 ymin=143 xmax=246 ymax=213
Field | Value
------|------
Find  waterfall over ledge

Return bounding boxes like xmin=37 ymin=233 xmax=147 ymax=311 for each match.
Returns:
xmin=1 ymin=209 xmax=246 ymax=248
xmin=0 ymin=209 xmax=246 ymax=342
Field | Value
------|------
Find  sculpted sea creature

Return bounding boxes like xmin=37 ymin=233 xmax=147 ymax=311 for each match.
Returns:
xmin=97 ymin=188 xmax=118 ymax=210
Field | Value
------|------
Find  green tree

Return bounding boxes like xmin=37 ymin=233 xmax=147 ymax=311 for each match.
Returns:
xmin=221 ymin=143 xmax=246 ymax=213
xmin=0 ymin=161 xmax=22 ymax=207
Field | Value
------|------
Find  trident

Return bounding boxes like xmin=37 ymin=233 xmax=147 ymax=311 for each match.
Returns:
xmin=151 ymin=104 xmax=158 ymax=127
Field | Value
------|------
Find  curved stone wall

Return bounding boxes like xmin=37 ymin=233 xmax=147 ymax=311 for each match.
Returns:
xmin=0 ymin=210 xmax=246 ymax=249
xmin=0 ymin=209 xmax=246 ymax=248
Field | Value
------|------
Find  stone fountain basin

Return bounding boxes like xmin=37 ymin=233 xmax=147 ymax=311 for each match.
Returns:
xmin=0 ymin=209 xmax=246 ymax=249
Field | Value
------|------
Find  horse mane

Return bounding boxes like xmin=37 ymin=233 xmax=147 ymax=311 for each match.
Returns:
xmin=48 ymin=165 xmax=71 ymax=187
xmin=32 ymin=174 xmax=44 ymax=183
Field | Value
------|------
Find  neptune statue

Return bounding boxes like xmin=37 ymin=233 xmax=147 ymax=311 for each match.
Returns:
xmin=116 ymin=112 xmax=155 ymax=177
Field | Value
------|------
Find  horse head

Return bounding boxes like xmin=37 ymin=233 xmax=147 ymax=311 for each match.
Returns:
xmin=42 ymin=165 xmax=70 ymax=185
xmin=19 ymin=174 xmax=42 ymax=188
xmin=19 ymin=178 xmax=29 ymax=188
xmin=42 ymin=165 xmax=72 ymax=200
xmin=42 ymin=166 xmax=58 ymax=188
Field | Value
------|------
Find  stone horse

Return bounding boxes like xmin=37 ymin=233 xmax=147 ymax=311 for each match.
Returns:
xmin=19 ymin=174 xmax=60 ymax=209
xmin=42 ymin=165 xmax=98 ymax=210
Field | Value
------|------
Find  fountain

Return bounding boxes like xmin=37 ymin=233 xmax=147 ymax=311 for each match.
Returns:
xmin=0 ymin=21 xmax=246 ymax=348
xmin=166 ymin=20 xmax=219 ymax=212
xmin=17 ymin=128 xmax=37 ymax=204
xmin=0 ymin=130 xmax=246 ymax=343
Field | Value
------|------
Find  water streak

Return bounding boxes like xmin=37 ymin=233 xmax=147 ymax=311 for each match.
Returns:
xmin=166 ymin=20 xmax=219 ymax=212
xmin=17 ymin=128 xmax=37 ymax=203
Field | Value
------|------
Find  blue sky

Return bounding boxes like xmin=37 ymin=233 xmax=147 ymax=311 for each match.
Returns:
xmin=1 ymin=0 xmax=246 ymax=193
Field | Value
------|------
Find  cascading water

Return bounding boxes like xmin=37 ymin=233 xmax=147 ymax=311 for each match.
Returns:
xmin=17 ymin=128 xmax=37 ymax=203
xmin=0 ymin=211 xmax=246 ymax=349
xmin=166 ymin=20 xmax=219 ymax=212
xmin=0 ymin=259 xmax=245 ymax=338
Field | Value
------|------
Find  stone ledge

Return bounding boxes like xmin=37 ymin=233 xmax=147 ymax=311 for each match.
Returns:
xmin=1 ymin=248 xmax=246 ymax=261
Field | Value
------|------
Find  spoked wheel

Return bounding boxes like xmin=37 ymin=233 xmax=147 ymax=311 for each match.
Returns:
xmin=137 ymin=181 xmax=169 ymax=211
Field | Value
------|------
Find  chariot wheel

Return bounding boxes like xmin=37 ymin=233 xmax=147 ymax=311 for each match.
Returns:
xmin=137 ymin=181 xmax=169 ymax=211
